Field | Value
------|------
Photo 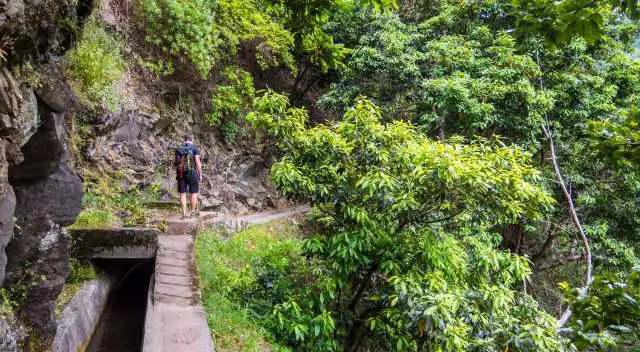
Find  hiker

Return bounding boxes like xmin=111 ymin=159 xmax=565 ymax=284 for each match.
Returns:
xmin=175 ymin=136 xmax=203 ymax=218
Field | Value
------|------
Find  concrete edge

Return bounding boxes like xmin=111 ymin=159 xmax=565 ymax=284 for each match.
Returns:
xmin=52 ymin=274 xmax=116 ymax=352
xmin=142 ymin=273 xmax=156 ymax=352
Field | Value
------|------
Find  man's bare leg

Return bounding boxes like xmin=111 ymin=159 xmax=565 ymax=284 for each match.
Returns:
xmin=190 ymin=192 xmax=198 ymax=216
xmin=179 ymin=192 xmax=188 ymax=217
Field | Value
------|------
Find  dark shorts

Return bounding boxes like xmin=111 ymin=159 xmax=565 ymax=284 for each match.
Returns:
xmin=177 ymin=175 xmax=199 ymax=194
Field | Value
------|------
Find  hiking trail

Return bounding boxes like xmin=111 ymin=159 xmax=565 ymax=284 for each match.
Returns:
xmin=143 ymin=206 xmax=309 ymax=352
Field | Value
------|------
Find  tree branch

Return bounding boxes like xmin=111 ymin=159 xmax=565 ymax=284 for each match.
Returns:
xmin=532 ymin=225 xmax=558 ymax=262
xmin=542 ymin=124 xmax=593 ymax=328
xmin=536 ymin=253 xmax=585 ymax=272
xmin=348 ymin=262 xmax=379 ymax=313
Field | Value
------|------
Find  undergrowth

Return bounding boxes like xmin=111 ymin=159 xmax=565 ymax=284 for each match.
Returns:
xmin=55 ymin=259 xmax=96 ymax=316
xmin=71 ymin=172 xmax=163 ymax=229
xmin=207 ymin=67 xmax=255 ymax=144
xmin=65 ymin=19 xmax=125 ymax=110
xmin=195 ymin=219 xmax=302 ymax=352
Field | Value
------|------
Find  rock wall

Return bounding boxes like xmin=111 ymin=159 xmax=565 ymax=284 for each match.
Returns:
xmin=0 ymin=0 xmax=85 ymax=349
xmin=83 ymin=107 xmax=286 ymax=216
xmin=0 ymin=77 xmax=83 ymax=343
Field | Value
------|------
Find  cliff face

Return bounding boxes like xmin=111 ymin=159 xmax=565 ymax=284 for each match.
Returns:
xmin=0 ymin=1 xmax=86 ymax=349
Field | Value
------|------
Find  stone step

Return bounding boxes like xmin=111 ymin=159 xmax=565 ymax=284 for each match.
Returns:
xmin=158 ymin=250 xmax=191 ymax=261
xmin=157 ymin=273 xmax=192 ymax=286
xmin=158 ymin=245 xmax=191 ymax=253
xmin=156 ymin=284 xmax=193 ymax=299
xmin=156 ymin=264 xmax=190 ymax=277
xmin=155 ymin=294 xmax=193 ymax=307
xmin=157 ymin=256 xmax=190 ymax=268
xmin=158 ymin=235 xmax=193 ymax=244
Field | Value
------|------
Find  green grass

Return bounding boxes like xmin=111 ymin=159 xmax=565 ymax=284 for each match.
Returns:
xmin=71 ymin=170 xmax=165 ymax=229
xmin=55 ymin=259 xmax=96 ymax=316
xmin=69 ymin=208 xmax=115 ymax=229
xmin=195 ymin=219 xmax=301 ymax=352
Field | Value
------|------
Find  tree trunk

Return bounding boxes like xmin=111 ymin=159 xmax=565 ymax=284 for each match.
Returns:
xmin=345 ymin=319 xmax=367 ymax=352
xmin=434 ymin=106 xmax=445 ymax=140
xmin=542 ymin=125 xmax=593 ymax=327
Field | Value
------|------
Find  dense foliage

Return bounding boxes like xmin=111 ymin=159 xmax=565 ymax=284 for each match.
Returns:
xmin=561 ymin=268 xmax=640 ymax=350
xmin=62 ymin=0 xmax=640 ymax=350
xmin=65 ymin=20 xmax=125 ymax=110
xmin=320 ymin=0 xmax=640 ymax=307
xmin=248 ymin=93 xmax=563 ymax=351
xmin=140 ymin=0 xmax=295 ymax=78
xmin=207 ymin=67 xmax=256 ymax=144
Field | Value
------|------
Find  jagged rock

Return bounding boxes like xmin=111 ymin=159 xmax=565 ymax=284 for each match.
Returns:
xmin=36 ymin=76 xmax=72 ymax=113
xmin=0 ymin=313 xmax=24 ymax=352
xmin=0 ymin=186 xmax=16 ymax=286
xmin=201 ymin=197 xmax=222 ymax=211
xmin=5 ymin=162 xmax=81 ymax=336
xmin=0 ymin=137 xmax=15 ymax=286
xmin=5 ymin=223 xmax=71 ymax=336
xmin=0 ymin=0 xmax=84 ymax=347
xmin=6 ymin=0 xmax=26 ymax=18
xmin=111 ymin=110 xmax=143 ymax=143
xmin=17 ymin=89 xmax=39 ymax=143
xmin=246 ymin=197 xmax=260 ymax=210
xmin=13 ymin=163 xmax=82 ymax=226
xmin=139 ymin=111 xmax=160 ymax=127
xmin=3 ymin=91 xmax=81 ymax=338
xmin=9 ymin=111 xmax=65 ymax=181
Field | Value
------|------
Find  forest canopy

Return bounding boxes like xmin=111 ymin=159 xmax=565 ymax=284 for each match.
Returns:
xmin=135 ymin=0 xmax=640 ymax=350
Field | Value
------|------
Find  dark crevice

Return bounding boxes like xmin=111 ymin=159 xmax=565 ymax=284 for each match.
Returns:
xmin=86 ymin=258 xmax=154 ymax=352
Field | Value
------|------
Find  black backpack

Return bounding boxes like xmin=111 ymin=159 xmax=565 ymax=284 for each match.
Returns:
xmin=176 ymin=144 xmax=196 ymax=179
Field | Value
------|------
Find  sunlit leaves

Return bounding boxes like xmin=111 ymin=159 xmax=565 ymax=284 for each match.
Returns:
xmin=586 ymin=108 xmax=640 ymax=168
xmin=65 ymin=20 xmax=125 ymax=110
xmin=250 ymin=92 xmax=563 ymax=350
xmin=563 ymin=268 xmax=640 ymax=350
xmin=141 ymin=0 xmax=294 ymax=78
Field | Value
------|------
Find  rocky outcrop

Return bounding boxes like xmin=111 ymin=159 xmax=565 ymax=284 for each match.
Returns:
xmin=1 ymin=0 xmax=86 ymax=62
xmin=0 ymin=140 xmax=15 ymax=285
xmin=2 ymin=78 xmax=82 ymax=339
xmin=82 ymin=107 xmax=286 ymax=216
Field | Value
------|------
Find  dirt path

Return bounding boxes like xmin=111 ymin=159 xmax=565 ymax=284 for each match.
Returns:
xmin=199 ymin=205 xmax=310 ymax=232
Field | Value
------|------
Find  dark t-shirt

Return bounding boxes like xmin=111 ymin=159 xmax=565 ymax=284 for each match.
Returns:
xmin=175 ymin=142 xmax=200 ymax=178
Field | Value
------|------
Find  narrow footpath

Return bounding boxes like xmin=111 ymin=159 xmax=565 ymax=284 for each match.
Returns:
xmin=143 ymin=206 xmax=309 ymax=352
xmin=143 ymin=217 xmax=214 ymax=352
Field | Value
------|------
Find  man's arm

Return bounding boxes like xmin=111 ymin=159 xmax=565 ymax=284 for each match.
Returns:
xmin=195 ymin=155 xmax=203 ymax=181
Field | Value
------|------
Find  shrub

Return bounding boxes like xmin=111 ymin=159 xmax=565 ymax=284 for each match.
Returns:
xmin=207 ymin=67 xmax=256 ymax=144
xmin=195 ymin=220 xmax=303 ymax=351
xmin=70 ymin=208 xmax=115 ymax=229
xmin=141 ymin=0 xmax=294 ymax=78
xmin=248 ymin=93 xmax=563 ymax=351
xmin=65 ymin=20 xmax=125 ymax=110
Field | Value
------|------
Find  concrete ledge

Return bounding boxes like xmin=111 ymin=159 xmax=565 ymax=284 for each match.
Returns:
xmin=142 ymin=274 xmax=156 ymax=352
xmin=52 ymin=274 xmax=116 ymax=352
xmin=70 ymin=228 xmax=159 ymax=259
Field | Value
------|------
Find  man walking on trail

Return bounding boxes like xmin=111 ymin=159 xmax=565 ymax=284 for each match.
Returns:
xmin=175 ymin=136 xmax=203 ymax=218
